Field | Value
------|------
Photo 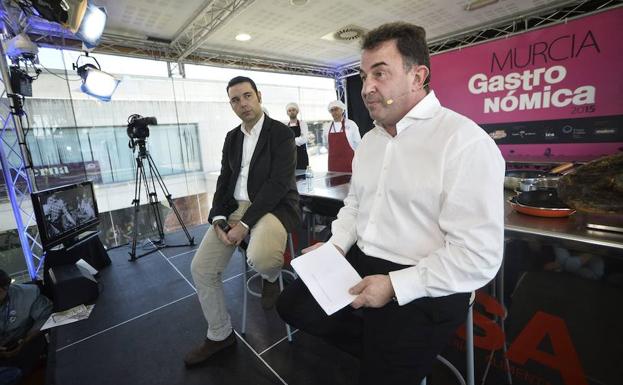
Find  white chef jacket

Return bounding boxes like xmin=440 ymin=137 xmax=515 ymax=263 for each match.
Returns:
xmin=323 ymin=118 xmax=361 ymax=150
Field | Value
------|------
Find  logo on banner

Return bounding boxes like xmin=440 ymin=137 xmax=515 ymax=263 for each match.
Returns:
xmin=467 ymin=30 xmax=600 ymax=114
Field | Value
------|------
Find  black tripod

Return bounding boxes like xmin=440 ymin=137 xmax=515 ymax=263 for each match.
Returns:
xmin=129 ymin=138 xmax=194 ymax=260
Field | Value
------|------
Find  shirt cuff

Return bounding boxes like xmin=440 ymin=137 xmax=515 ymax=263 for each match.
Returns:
xmin=212 ymin=215 xmax=226 ymax=223
xmin=388 ymin=266 xmax=427 ymax=306
xmin=239 ymin=220 xmax=250 ymax=230
xmin=295 ymin=137 xmax=307 ymax=146
xmin=328 ymin=234 xmax=354 ymax=256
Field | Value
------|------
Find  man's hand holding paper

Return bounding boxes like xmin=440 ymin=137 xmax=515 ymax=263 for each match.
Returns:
xmin=290 ymin=242 xmax=361 ymax=315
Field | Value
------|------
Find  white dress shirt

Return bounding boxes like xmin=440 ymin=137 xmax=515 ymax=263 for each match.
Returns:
xmin=323 ymin=118 xmax=361 ymax=150
xmin=233 ymin=113 xmax=265 ymax=202
xmin=329 ymin=91 xmax=505 ymax=306
xmin=289 ymin=120 xmax=308 ymax=146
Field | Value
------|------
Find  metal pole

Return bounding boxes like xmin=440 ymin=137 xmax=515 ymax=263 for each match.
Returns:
xmin=0 ymin=28 xmax=40 ymax=279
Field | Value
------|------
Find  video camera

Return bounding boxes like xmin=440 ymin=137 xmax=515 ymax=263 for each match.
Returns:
xmin=127 ymin=114 xmax=157 ymax=141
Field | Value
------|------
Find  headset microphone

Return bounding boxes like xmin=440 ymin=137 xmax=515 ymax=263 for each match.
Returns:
xmin=383 ymin=82 xmax=430 ymax=105
xmin=384 ymin=91 xmax=407 ymax=105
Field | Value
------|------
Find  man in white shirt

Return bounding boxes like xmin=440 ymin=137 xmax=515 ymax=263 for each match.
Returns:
xmin=323 ymin=100 xmax=361 ymax=172
xmin=185 ymin=76 xmax=300 ymax=367
xmin=277 ymin=22 xmax=505 ymax=385
xmin=286 ymin=102 xmax=309 ymax=170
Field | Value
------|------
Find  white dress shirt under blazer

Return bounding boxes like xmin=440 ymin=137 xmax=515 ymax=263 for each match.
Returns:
xmin=233 ymin=113 xmax=265 ymax=202
xmin=329 ymin=91 xmax=505 ymax=306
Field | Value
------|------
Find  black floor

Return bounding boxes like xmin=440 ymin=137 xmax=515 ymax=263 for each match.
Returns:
xmin=48 ymin=223 xmax=468 ymax=385
xmin=48 ymin=224 xmax=361 ymax=385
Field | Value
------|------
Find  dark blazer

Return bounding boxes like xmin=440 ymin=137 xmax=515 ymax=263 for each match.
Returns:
xmin=208 ymin=115 xmax=301 ymax=232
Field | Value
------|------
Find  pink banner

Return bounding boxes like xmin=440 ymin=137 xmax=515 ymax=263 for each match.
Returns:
xmin=430 ymin=7 xmax=623 ymax=124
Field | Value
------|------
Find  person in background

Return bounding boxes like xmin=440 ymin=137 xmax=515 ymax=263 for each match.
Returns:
xmin=277 ymin=22 xmax=505 ymax=385
xmin=323 ymin=100 xmax=361 ymax=172
xmin=286 ymin=102 xmax=310 ymax=170
xmin=0 ymin=269 xmax=52 ymax=379
xmin=184 ymin=76 xmax=300 ymax=368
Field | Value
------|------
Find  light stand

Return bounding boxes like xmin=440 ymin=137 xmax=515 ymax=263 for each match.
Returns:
xmin=128 ymin=138 xmax=194 ymax=261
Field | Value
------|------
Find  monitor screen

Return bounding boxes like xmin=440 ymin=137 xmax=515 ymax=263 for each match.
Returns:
xmin=31 ymin=181 xmax=100 ymax=250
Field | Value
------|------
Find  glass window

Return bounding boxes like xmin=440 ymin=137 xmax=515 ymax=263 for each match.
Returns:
xmin=22 ymin=123 xmax=201 ymax=188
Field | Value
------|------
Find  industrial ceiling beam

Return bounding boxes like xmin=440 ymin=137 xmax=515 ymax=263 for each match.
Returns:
xmin=337 ymin=0 xmax=621 ymax=77
xmin=21 ymin=0 xmax=620 ymax=79
xmin=170 ymin=0 xmax=256 ymax=62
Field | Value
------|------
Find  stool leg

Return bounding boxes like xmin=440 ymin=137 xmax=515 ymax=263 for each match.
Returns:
xmin=306 ymin=211 xmax=312 ymax=246
xmin=287 ymin=233 xmax=298 ymax=279
xmin=466 ymin=304 xmax=475 ymax=385
xmin=278 ymin=272 xmax=293 ymax=342
xmin=499 ymin=242 xmax=513 ymax=385
xmin=241 ymin=248 xmax=248 ymax=335
xmin=288 ymin=233 xmax=296 ymax=259
xmin=498 ymin=260 xmax=513 ymax=385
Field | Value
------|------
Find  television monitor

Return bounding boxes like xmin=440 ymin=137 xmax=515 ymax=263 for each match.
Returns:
xmin=31 ymin=181 xmax=100 ymax=250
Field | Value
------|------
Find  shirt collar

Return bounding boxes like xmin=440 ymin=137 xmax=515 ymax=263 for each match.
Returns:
xmin=241 ymin=113 xmax=265 ymax=137
xmin=395 ymin=91 xmax=440 ymax=134
xmin=374 ymin=91 xmax=441 ymax=137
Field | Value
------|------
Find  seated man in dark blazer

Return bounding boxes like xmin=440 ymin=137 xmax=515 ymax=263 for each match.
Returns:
xmin=184 ymin=76 xmax=300 ymax=367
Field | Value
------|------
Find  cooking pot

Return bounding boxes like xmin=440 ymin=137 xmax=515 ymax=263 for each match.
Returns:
xmin=504 ymin=170 xmax=547 ymax=190
xmin=508 ymin=189 xmax=576 ymax=218
xmin=504 ymin=163 xmax=574 ymax=191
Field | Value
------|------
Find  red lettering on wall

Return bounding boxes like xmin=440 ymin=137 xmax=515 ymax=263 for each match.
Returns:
xmin=507 ymin=311 xmax=587 ymax=385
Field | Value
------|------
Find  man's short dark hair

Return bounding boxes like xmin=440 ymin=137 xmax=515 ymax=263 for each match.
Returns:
xmin=226 ymin=76 xmax=259 ymax=95
xmin=0 ymin=269 xmax=10 ymax=289
xmin=361 ymin=22 xmax=431 ymax=91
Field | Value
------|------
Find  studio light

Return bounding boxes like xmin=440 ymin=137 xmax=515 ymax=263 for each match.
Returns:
xmin=30 ymin=0 xmax=107 ymax=48
xmin=75 ymin=4 xmax=107 ymax=49
xmin=73 ymin=54 xmax=120 ymax=101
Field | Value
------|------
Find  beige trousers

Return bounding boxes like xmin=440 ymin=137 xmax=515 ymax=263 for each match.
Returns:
xmin=190 ymin=201 xmax=287 ymax=340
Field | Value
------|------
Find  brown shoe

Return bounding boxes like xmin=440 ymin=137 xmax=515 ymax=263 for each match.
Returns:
xmin=184 ymin=332 xmax=237 ymax=367
xmin=261 ymin=279 xmax=281 ymax=310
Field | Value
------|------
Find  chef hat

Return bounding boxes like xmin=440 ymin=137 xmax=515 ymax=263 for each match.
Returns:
xmin=286 ymin=102 xmax=299 ymax=111
xmin=327 ymin=100 xmax=346 ymax=112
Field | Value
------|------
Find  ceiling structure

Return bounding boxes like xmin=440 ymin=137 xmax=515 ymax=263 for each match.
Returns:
xmin=20 ymin=0 xmax=623 ymax=78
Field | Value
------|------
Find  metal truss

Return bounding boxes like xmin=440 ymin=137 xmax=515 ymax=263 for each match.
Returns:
xmin=335 ymin=0 xmax=621 ymax=78
xmin=14 ymin=0 xmax=623 ymax=80
xmin=0 ymin=34 xmax=43 ymax=280
xmin=427 ymin=0 xmax=622 ymax=55
xmin=333 ymin=76 xmax=348 ymax=116
xmin=170 ymin=0 xmax=256 ymax=61
xmin=28 ymin=28 xmax=339 ymax=78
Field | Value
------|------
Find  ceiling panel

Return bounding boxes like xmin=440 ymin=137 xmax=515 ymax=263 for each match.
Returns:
xmin=98 ymin=0 xmax=579 ymax=68
xmin=97 ymin=0 xmax=206 ymax=40
xmin=196 ymin=0 xmax=574 ymax=67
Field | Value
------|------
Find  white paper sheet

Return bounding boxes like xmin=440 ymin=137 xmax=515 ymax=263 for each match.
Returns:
xmin=290 ymin=243 xmax=362 ymax=315
xmin=41 ymin=304 xmax=95 ymax=330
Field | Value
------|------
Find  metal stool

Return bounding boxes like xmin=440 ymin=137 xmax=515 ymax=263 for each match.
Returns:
xmin=240 ymin=233 xmax=297 ymax=342
xmin=421 ymin=291 xmax=475 ymax=385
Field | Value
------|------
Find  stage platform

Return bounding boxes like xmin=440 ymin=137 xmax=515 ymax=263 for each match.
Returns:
xmin=47 ymin=224 xmax=360 ymax=385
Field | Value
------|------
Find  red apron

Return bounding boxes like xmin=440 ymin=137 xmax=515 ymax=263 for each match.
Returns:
xmin=328 ymin=119 xmax=354 ymax=172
